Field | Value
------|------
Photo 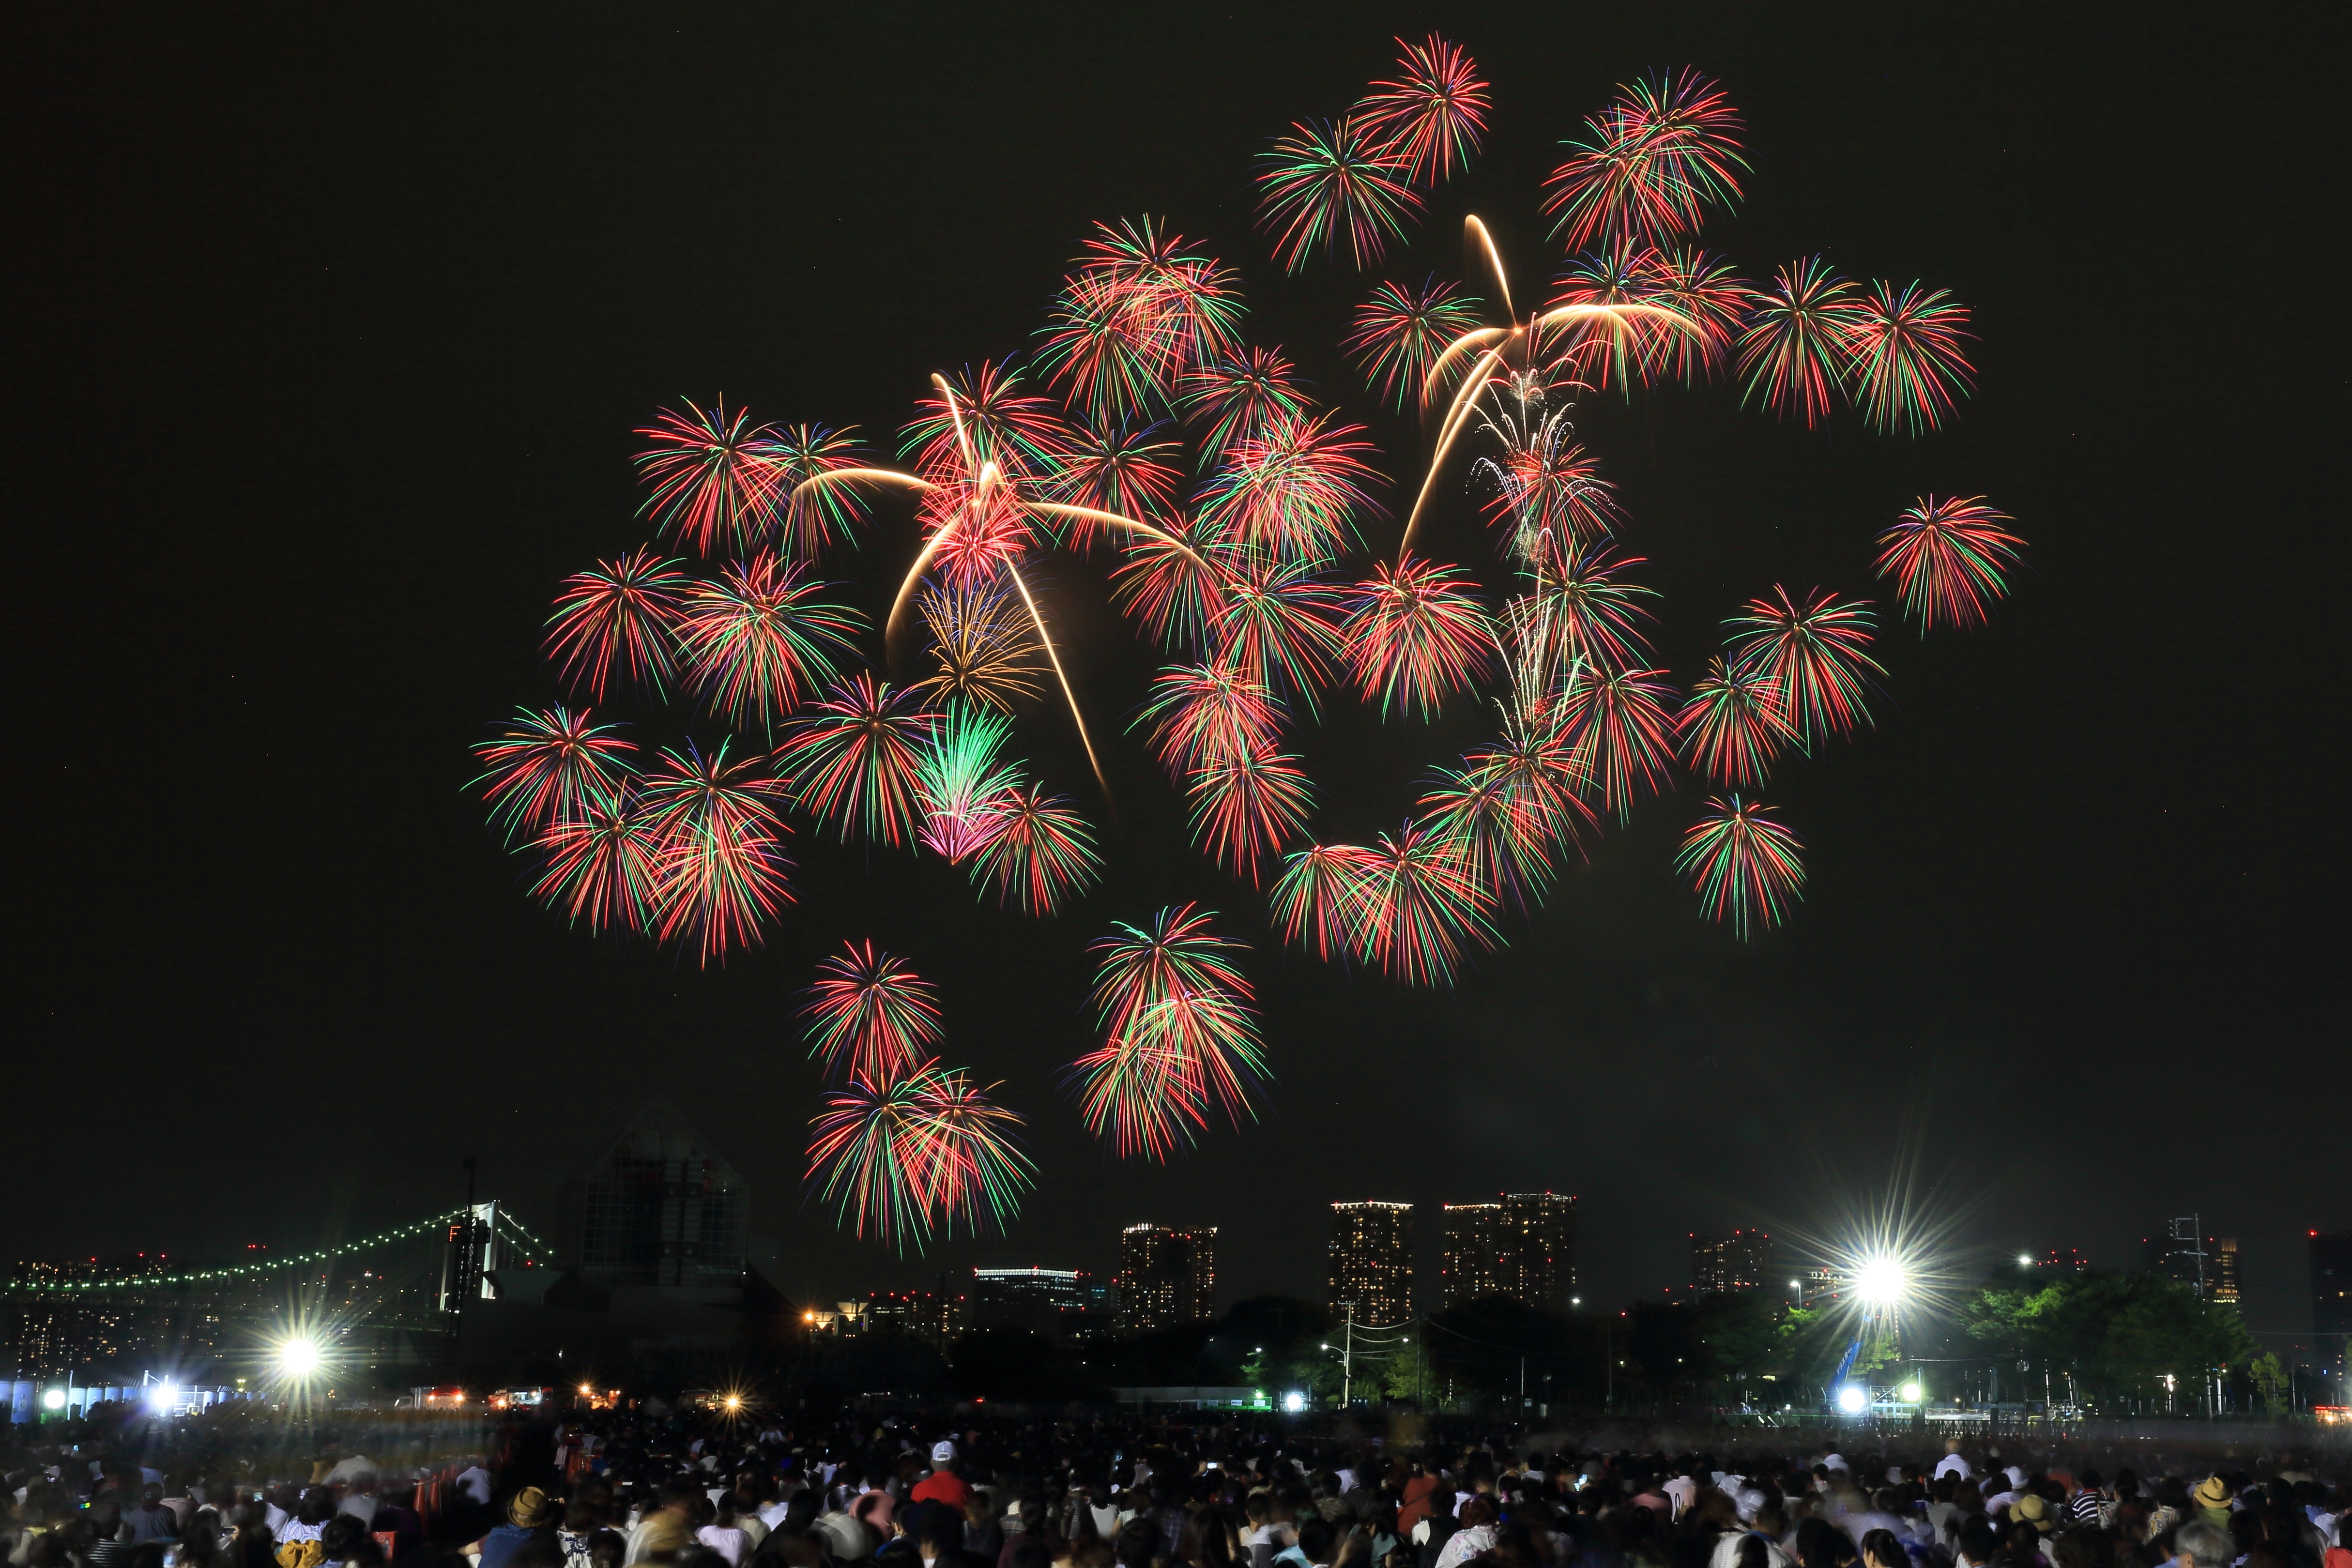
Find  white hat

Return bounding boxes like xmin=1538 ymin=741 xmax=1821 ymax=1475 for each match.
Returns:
xmin=932 ymin=1440 xmax=957 ymax=1466
xmin=2005 ymin=1467 xmax=2026 ymax=1490
xmin=1736 ymin=1490 xmax=1766 ymax=1523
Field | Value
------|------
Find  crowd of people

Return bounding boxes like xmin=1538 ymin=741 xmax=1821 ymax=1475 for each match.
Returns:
xmin=3 ymin=1411 xmax=2347 ymax=1568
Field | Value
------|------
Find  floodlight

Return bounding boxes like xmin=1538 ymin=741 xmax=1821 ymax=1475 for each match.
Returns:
xmin=1854 ymin=1255 xmax=1907 ymax=1305
xmin=1836 ymin=1385 xmax=1867 ymax=1414
xmin=41 ymin=1390 xmax=64 ymax=1411
xmin=1282 ymin=1391 xmax=1306 ymax=1413
xmin=278 ymin=1338 xmax=323 ymax=1376
xmin=1900 ymin=1382 xmax=1922 ymax=1401
xmin=2016 ymin=1254 xmax=2033 ymax=1267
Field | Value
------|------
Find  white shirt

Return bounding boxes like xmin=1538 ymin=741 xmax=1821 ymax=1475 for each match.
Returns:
xmin=1664 ymin=1478 xmax=1697 ymax=1518
xmin=1935 ymin=1457 xmax=1972 ymax=1480
xmin=456 ymin=1468 xmax=493 ymax=1506
xmin=1436 ymin=1527 xmax=1497 ymax=1568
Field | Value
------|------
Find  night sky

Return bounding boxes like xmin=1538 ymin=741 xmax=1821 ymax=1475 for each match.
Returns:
xmin=14 ymin=3 xmax=2340 ymax=1343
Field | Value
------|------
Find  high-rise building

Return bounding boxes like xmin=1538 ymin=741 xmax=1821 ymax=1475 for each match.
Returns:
xmin=2310 ymin=1231 xmax=2351 ymax=1337
xmin=969 ymin=1267 xmax=1103 ymax=1336
xmin=2210 ymin=1238 xmax=2240 ymax=1304
xmin=1441 ymin=1204 xmax=1506 ymax=1308
xmin=1441 ymin=1193 xmax=1577 ymax=1311
xmin=2036 ymin=1248 xmax=2091 ymax=1274
xmin=1501 ymin=1192 xmax=1577 ymax=1310
xmin=1115 ymin=1225 xmax=1217 ymax=1331
xmin=562 ymin=1100 xmax=748 ymax=1287
xmin=1690 ymin=1229 xmax=1773 ymax=1294
xmin=2144 ymin=1218 xmax=2237 ymax=1301
xmin=1329 ymin=1202 xmax=1413 ymax=1324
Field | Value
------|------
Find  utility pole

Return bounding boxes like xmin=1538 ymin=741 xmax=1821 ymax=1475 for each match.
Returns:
xmin=1340 ymin=1304 xmax=1355 ymax=1406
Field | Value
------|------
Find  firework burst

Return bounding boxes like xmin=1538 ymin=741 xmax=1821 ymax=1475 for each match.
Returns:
xmin=1343 ymin=555 xmax=1497 ymax=719
xmin=530 ymin=789 xmax=661 ymax=937
xmin=912 ymin=580 xmax=1043 ymax=713
xmin=1186 ymin=746 xmax=1316 ymax=887
xmin=473 ymin=705 xmax=637 ymax=843
xmin=775 ymin=674 xmax=937 ymax=847
xmin=1553 ymin=664 xmax=1680 ymax=822
xmin=1255 ymin=118 xmax=1422 ymax=272
xmin=1074 ymin=905 xmax=1269 ymax=1157
xmin=915 ymin=702 xmax=1022 ymax=864
xmin=1344 ymin=277 xmax=1486 ymax=412
xmin=1676 ymin=793 xmax=1805 ymax=939
xmin=1542 ymin=68 xmax=1747 ymax=248
xmin=1726 ymin=587 xmax=1884 ymax=747
xmin=1846 ymin=281 xmax=1975 ymax=435
xmin=640 ymin=739 xmax=794 ymax=965
xmin=1354 ymin=34 xmax=1490 ymax=183
xmin=1136 ymin=658 xmax=1286 ymax=776
xmin=545 ymin=547 xmax=688 ymax=702
xmin=1875 ymin=496 xmax=2025 ymax=632
xmin=800 ymin=940 xmax=943 ymax=1083
xmin=1677 ymin=656 xmax=1800 ymax=788
xmin=1737 ymin=257 xmax=1867 ymax=426
xmin=808 ymin=1058 xmax=1033 ymax=1252
xmin=678 ymin=554 xmax=865 ymax=732
xmin=967 ymin=783 xmax=1104 ymax=916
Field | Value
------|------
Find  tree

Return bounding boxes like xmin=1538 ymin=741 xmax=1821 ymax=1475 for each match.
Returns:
xmin=1380 ymin=1340 xmax=1438 ymax=1406
xmin=1960 ymin=1269 xmax=2259 ymax=1407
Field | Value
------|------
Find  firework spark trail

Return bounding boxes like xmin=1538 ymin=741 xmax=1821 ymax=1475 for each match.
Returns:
xmin=1354 ymin=34 xmax=1489 ymax=184
xmin=1875 ymin=496 xmax=2025 ymax=632
xmin=1676 ymin=793 xmax=1805 ymax=939
xmin=1725 ymin=587 xmax=1884 ymax=747
xmin=800 ymin=940 xmax=943 ymax=1083
xmin=1677 ymin=656 xmax=1801 ymax=788
xmin=472 ymin=706 xmax=637 ymax=843
xmin=774 ymin=674 xmax=937 ymax=847
xmin=545 ymin=547 xmax=688 ymax=702
xmin=797 ymin=367 xmax=1221 ymax=800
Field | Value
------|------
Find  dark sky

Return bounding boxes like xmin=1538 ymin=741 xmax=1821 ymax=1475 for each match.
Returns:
xmin=13 ymin=2 xmax=2340 ymax=1347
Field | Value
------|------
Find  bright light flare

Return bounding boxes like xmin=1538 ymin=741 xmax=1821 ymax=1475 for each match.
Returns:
xmin=1836 ymin=1385 xmax=1867 ymax=1414
xmin=278 ymin=1338 xmax=323 ymax=1377
xmin=1854 ymin=1254 xmax=1909 ymax=1305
